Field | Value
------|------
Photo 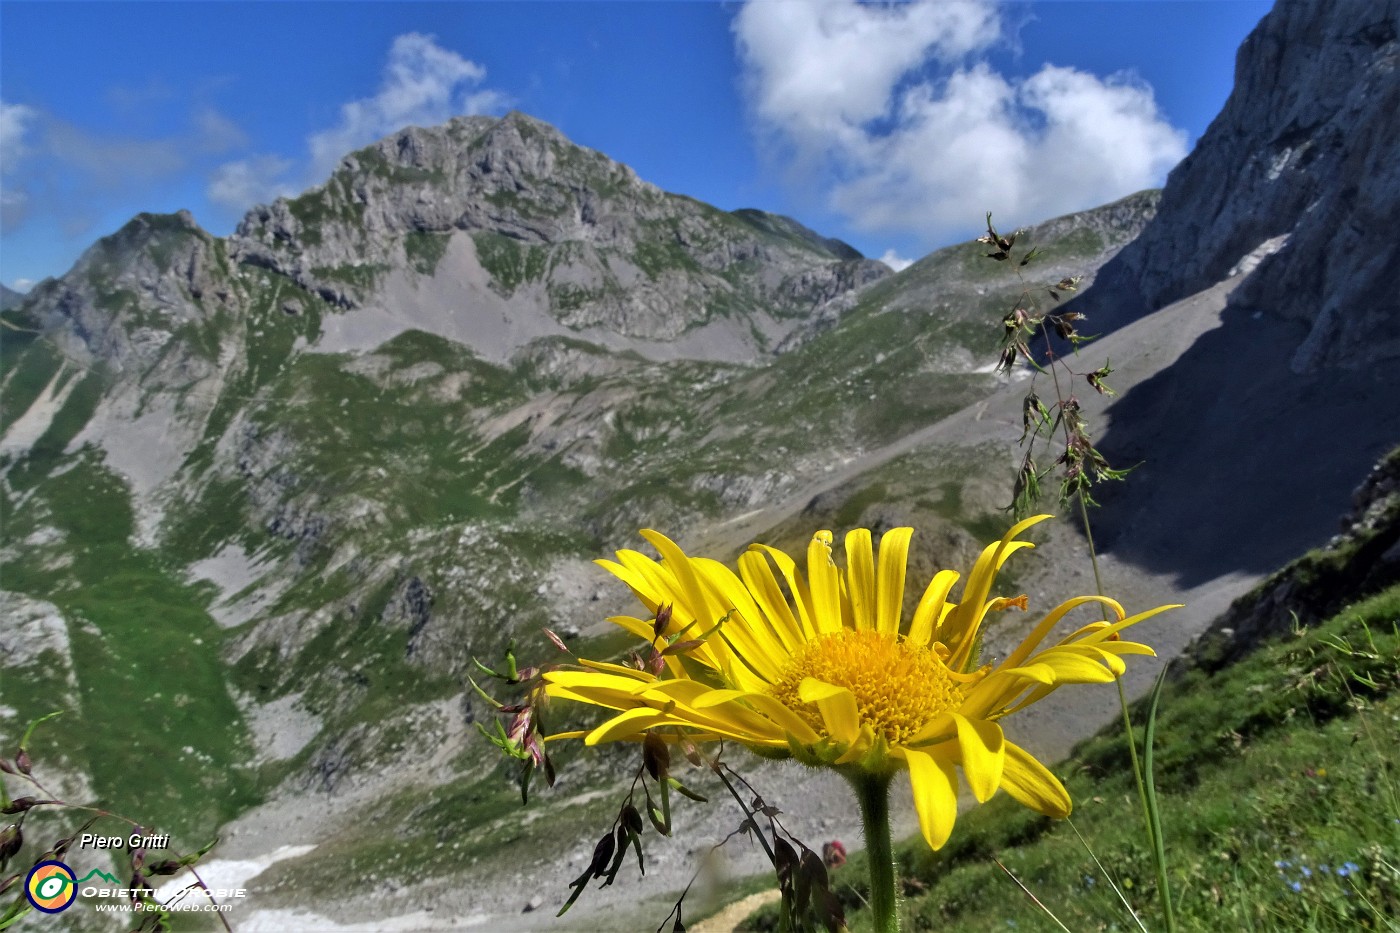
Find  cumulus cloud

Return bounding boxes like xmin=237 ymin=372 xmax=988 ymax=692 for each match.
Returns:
xmin=733 ymin=0 xmax=1187 ymax=244
xmin=1 ymin=100 xmax=37 ymax=229
xmin=878 ymin=249 xmax=914 ymax=272
xmin=1 ymin=100 xmax=36 ymax=165
xmin=307 ymin=33 xmax=507 ymax=180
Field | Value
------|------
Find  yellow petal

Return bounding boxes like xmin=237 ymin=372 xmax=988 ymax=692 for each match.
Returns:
xmin=641 ymin=530 xmax=718 ymax=626
xmin=900 ymin=746 xmax=960 ymax=850
xmin=942 ymin=544 xmax=1034 ymax=668
xmin=940 ymin=514 xmax=1050 ymax=660
xmin=1063 ymin=604 xmax=1181 ymax=645
xmin=875 ymin=527 xmax=913 ymax=636
xmin=844 ymin=528 xmax=876 ymax=631
xmin=908 ymin=569 xmax=960 ymax=646
xmin=1000 ymin=741 xmax=1070 ymax=817
xmin=691 ymin=557 xmax=784 ymax=682
xmin=834 ymin=723 xmax=877 ymax=764
xmin=1000 ymin=595 xmax=1128 ymax=670
xmin=613 ymin=549 xmax=690 ymax=618
xmin=807 ymin=532 xmax=843 ymax=635
xmin=595 ymin=555 xmax=662 ymax=614
xmin=724 ymin=691 xmax=824 ymax=745
xmin=749 ymin=543 xmax=818 ymax=639
xmin=952 ymin=713 xmax=1005 ymax=803
xmin=586 ymin=707 xmax=669 ymax=744
xmin=798 ymin=678 xmax=860 ymax=744
xmin=738 ymin=550 xmax=805 ymax=652
xmin=1027 ymin=649 xmax=1122 ymax=683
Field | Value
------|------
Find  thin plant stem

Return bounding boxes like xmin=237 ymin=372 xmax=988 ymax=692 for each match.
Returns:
xmin=1143 ymin=666 xmax=1177 ymax=932
xmin=994 ymin=858 xmax=1073 ymax=933
xmin=1067 ymin=818 xmax=1149 ymax=933
xmin=848 ymin=771 xmax=899 ymax=933
xmin=1077 ymin=490 xmax=1105 ymax=598
xmin=712 ymin=762 xmax=777 ymax=866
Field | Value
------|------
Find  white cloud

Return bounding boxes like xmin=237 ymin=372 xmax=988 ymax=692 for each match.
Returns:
xmin=733 ymin=0 xmax=1187 ymax=244
xmin=307 ymin=32 xmax=506 ymax=180
xmin=11 ymin=278 xmax=35 ymax=293
xmin=878 ymin=249 xmax=914 ymax=272
xmin=208 ymin=155 xmax=296 ymax=211
xmin=736 ymin=0 xmax=998 ymax=151
xmin=1 ymin=100 xmax=37 ymax=230
xmin=1 ymin=100 xmax=36 ymax=168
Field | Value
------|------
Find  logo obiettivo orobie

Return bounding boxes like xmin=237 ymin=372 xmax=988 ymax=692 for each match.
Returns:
xmin=24 ymin=860 xmax=78 ymax=913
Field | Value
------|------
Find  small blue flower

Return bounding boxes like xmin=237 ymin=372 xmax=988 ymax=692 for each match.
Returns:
xmin=1290 ymin=881 xmax=1303 ymax=893
xmin=1274 ymin=859 xmax=1292 ymax=869
xmin=1301 ymin=866 xmax=1312 ymax=878
xmin=1320 ymin=864 xmax=1331 ymax=874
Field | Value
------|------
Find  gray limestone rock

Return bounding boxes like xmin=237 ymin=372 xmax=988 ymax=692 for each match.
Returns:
xmin=1080 ymin=0 xmax=1400 ymax=372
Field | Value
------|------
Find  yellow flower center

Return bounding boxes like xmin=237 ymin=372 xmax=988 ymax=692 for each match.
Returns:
xmin=770 ymin=630 xmax=964 ymax=746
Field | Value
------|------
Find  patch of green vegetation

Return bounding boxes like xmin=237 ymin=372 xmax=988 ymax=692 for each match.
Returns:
xmin=0 ymin=336 xmax=65 ymax=435
xmin=834 ymin=482 xmax=890 ymax=528
xmin=174 ymin=270 xmax=324 ymax=483
xmin=5 ymin=366 xmax=107 ymax=493
xmin=549 ymin=281 xmax=607 ymax=312
xmin=310 ymin=263 xmax=386 ymax=291
xmin=473 ymin=231 xmax=549 ymax=295
xmin=1050 ymin=226 xmax=1106 ymax=259
xmin=403 ymin=230 xmax=452 ymax=276
xmin=145 ymin=223 xmax=203 ymax=274
xmin=92 ymin=283 xmax=139 ymax=315
xmin=632 ymin=229 xmax=703 ymax=279
xmin=285 ymin=174 xmax=366 ymax=244
xmin=355 ymin=146 xmax=448 ymax=186
xmin=0 ymin=453 xmax=260 ymax=842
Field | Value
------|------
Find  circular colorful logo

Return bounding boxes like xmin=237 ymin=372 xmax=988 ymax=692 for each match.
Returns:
xmin=25 ymin=860 xmax=77 ymax=913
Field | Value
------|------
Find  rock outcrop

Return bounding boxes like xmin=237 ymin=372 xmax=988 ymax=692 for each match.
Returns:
xmin=1081 ymin=0 xmax=1399 ymax=372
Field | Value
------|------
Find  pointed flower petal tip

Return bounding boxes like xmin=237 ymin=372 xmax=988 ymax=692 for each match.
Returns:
xmin=550 ymin=524 xmax=1161 ymax=850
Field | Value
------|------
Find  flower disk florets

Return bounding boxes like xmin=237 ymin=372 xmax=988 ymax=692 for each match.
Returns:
xmin=770 ymin=630 xmax=962 ymax=746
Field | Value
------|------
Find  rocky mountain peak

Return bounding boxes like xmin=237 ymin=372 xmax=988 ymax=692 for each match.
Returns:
xmin=223 ymin=111 xmax=888 ymax=351
xmin=26 ymin=210 xmax=229 ymax=368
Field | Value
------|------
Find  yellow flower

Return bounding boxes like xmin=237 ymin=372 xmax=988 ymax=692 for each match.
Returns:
xmin=543 ymin=515 xmax=1175 ymax=850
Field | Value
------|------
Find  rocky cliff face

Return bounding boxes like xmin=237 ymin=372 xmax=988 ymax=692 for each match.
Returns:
xmin=1083 ymin=0 xmax=1399 ymax=373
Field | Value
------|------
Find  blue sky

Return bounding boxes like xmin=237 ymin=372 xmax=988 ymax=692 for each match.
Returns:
xmin=1 ymin=1 xmax=1271 ymax=291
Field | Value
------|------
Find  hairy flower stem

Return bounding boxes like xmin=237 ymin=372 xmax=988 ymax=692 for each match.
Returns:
xmin=849 ymin=771 xmax=900 ymax=933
